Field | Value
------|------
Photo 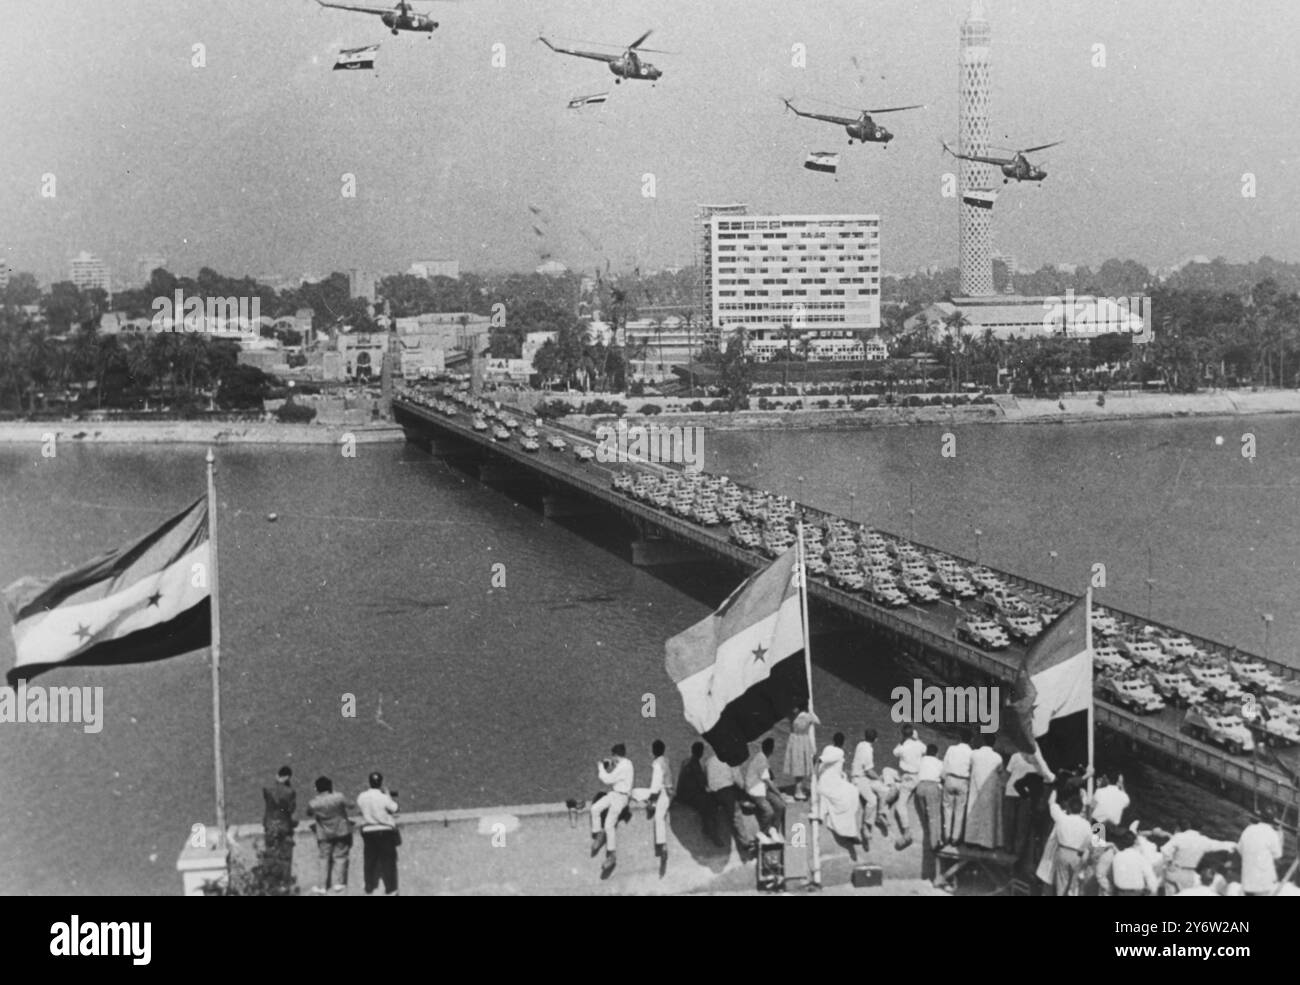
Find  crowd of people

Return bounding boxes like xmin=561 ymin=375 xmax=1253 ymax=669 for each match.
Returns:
xmin=260 ymin=766 xmax=402 ymax=896
xmin=587 ymin=714 xmax=1298 ymax=895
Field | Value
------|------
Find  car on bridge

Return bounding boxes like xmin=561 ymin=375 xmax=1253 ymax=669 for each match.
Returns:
xmin=1090 ymin=608 xmax=1121 ymax=637
xmin=830 ymin=565 xmax=865 ymax=592
xmin=1117 ymin=638 xmax=1173 ymax=669
xmin=547 ymin=435 xmax=567 ymax=452
xmin=1144 ymin=628 xmax=1199 ymax=660
xmin=980 ymin=588 xmax=1032 ymax=620
xmin=867 ymin=581 xmax=910 ymax=608
xmin=1230 ymin=658 xmax=1285 ymax=693
xmin=472 ymin=416 xmax=489 ymax=432
xmin=956 ymin=619 xmax=1010 ymax=650
xmin=934 ymin=570 xmax=978 ymax=599
xmin=966 ymin=567 xmax=1005 ymax=592
xmin=998 ymin=612 xmax=1043 ymax=643
xmin=900 ymin=576 xmax=941 ymax=604
xmin=575 ymin=445 xmax=595 ymax=463
xmin=1246 ymin=712 xmax=1300 ymax=748
xmin=491 ymin=426 xmax=511 ymax=442
xmin=1185 ymin=663 xmax=1243 ymax=700
xmin=1093 ymin=645 xmax=1131 ymax=675
xmin=1146 ymin=669 xmax=1207 ymax=707
xmin=1097 ymin=675 xmax=1166 ymax=714
xmin=1181 ymin=708 xmax=1255 ymax=755
xmin=520 ymin=438 xmax=541 ymax=453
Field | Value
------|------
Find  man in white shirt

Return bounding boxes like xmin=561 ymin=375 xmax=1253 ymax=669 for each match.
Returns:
xmin=1047 ymin=790 xmax=1093 ymax=896
xmin=893 ymin=725 xmax=926 ymax=846
xmin=356 ymin=770 xmax=401 ymax=896
xmin=1090 ymin=773 xmax=1130 ymax=828
xmin=647 ymin=739 xmax=674 ymax=864
xmin=591 ymin=743 xmax=634 ymax=875
xmin=851 ymin=728 xmax=886 ymax=840
xmin=1109 ymin=829 xmax=1160 ymax=895
xmin=940 ymin=730 xmax=973 ymax=846
xmin=1161 ymin=818 xmax=1238 ymax=895
xmin=1238 ymin=808 xmax=1283 ymax=896
xmin=743 ymin=737 xmax=785 ymax=842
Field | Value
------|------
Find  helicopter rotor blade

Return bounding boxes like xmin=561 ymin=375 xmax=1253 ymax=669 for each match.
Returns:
xmin=628 ymin=29 xmax=654 ymax=50
xmin=867 ymin=104 xmax=925 ymax=114
xmin=1021 ymin=140 xmax=1064 ymax=154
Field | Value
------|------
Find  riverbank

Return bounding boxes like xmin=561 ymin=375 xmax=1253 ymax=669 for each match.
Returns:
xmin=208 ymin=800 xmax=946 ymax=897
xmin=0 ymin=421 xmax=406 ymax=445
xmin=553 ymin=389 xmax=1300 ymax=433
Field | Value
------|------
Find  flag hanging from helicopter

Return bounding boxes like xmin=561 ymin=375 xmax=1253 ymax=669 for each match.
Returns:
xmin=334 ymin=45 xmax=379 ymax=72
xmin=803 ymin=151 xmax=840 ymax=175
xmin=567 ymin=92 xmax=609 ymax=109
xmin=962 ymin=189 xmax=998 ymax=210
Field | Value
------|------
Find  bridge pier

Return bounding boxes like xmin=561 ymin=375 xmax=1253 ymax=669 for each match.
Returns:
xmin=543 ymin=494 xmax=597 ymax=519
xmin=631 ymin=538 xmax=711 ymax=567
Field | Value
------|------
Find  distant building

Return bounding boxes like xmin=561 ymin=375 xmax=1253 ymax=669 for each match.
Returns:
xmin=709 ymin=214 xmax=882 ymax=358
xmin=0 ymin=260 xmax=11 ymax=290
xmin=905 ymin=293 xmax=1146 ymax=341
xmin=393 ymin=311 xmax=490 ymax=354
xmin=697 ymin=203 xmax=749 ymax=333
xmin=348 ymin=268 xmax=377 ymax=303
xmin=69 ymin=252 xmax=111 ymax=293
xmin=409 ymin=259 xmax=460 ymax=280
xmin=396 ymin=335 xmax=446 ymax=380
xmin=335 ymin=333 xmax=388 ymax=381
xmin=535 ymin=260 xmax=568 ymax=277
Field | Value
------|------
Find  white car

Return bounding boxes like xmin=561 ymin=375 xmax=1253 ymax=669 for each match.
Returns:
xmin=1186 ymin=664 xmax=1243 ymax=699
xmin=1098 ymin=676 xmax=1166 ymax=714
xmin=575 ymin=446 xmax=595 ymax=462
xmin=998 ymin=613 xmax=1042 ymax=643
xmin=901 ymin=577 xmax=941 ymax=604
xmin=1231 ymin=659 xmax=1284 ymax=691
xmin=934 ymin=571 xmax=977 ymax=599
xmin=957 ymin=619 xmax=1011 ymax=650
xmin=1090 ymin=608 xmax=1120 ymax=637
xmin=1150 ymin=631 xmax=1199 ymax=659
xmin=547 ymin=435 xmax=567 ymax=451
xmin=1119 ymin=639 xmax=1172 ymax=668
xmin=967 ymin=567 xmax=1004 ymax=591
xmin=1093 ymin=646 xmax=1131 ymax=674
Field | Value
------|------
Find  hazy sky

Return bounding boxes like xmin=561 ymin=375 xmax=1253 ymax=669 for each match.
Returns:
xmin=3 ymin=0 xmax=1298 ymax=285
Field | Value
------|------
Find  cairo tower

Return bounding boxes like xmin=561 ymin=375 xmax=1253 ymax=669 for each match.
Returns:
xmin=959 ymin=0 xmax=995 ymax=296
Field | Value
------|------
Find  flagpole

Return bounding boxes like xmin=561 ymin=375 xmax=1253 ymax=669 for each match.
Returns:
xmin=1085 ymin=585 xmax=1095 ymax=802
xmin=206 ymin=448 xmax=228 ymax=854
xmin=796 ymin=523 xmax=822 ymax=890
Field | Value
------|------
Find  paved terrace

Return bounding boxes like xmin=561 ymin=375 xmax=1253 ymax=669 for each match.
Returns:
xmin=227 ymin=800 xmax=947 ymax=897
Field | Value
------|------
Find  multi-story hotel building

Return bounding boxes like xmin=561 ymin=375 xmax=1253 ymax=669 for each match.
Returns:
xmin=69 ymin=251 xmax=111 ymax=293
xmin=709 ymin=214 xmax=882 ymax=345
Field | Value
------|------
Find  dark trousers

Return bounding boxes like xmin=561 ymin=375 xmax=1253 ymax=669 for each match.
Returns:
xmin=361 ymin=829 xmax=399 ymax=895
xmin=711 ymin=788 xmax=755 ymax=852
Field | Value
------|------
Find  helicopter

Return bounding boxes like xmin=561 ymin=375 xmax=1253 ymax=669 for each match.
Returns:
xmin=314 ymin=1 xmax=446 ymax=37
xmin=781 ymin=97 xmax=923 ymax=146
xmin=941 ymin=140 xmax=1063 ymax=183
xmin=538 ymin=30 xmax=666 ymax=83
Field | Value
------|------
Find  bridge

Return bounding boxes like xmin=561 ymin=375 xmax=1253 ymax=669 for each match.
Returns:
xmin=392 ymin=393 xmax=1300 ymax=827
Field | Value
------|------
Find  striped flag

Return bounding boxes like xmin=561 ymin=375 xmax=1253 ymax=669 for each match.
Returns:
xmin=962 ymin=189 xmax=997 ymax=210
xmin=665 ymin=547 xmax=807 ymax=765
xmin=567 ymin=92 xmax=609 ymax=109
xmin=1005 ymin=596 xmax=1092 ymax=770
xmin=3 ymin=498 xmax=212 ymax=686
xmin=804 ymin=151 xmax=840 ymax=174
xmin=334 ymin=45 xmax=379 ymax=71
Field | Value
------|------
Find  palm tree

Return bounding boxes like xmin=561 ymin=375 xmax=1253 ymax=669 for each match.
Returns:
xmin=797 ymin=335 xmax=812 ymax=391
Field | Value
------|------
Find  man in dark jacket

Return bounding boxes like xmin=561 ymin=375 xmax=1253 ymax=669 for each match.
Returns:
xmin=262 ymin=765 xmax=297 ymax=884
